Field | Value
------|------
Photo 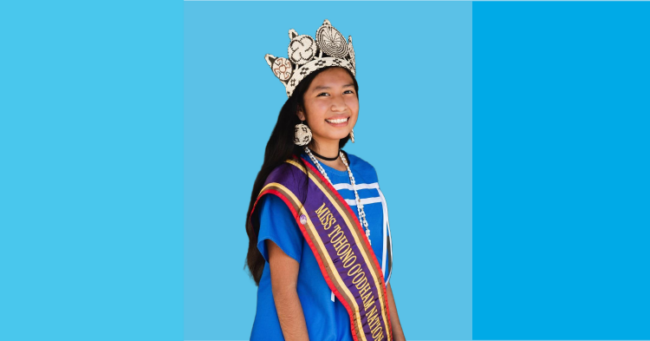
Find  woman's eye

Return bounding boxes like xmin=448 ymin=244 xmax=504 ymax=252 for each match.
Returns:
xmin=318 ymin=90 xmax=354 ymax=97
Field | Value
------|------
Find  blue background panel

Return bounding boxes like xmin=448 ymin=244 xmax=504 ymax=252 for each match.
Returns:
xmin=473 ymin=2 xmax=650 ymax=340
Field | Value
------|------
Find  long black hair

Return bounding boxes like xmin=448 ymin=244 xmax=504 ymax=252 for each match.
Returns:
xmin=245 ymin=66 xmax=360 ymax=285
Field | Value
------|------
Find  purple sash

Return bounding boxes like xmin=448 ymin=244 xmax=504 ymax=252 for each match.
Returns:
xmin=251 ymin=156 xmax=392 ymax=341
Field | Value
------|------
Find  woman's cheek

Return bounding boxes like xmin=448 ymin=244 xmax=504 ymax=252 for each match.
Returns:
xmin=314 ymin=104 xmax=329 ymax=117
xmin=345 ymin=98 xmax=359 ymax=110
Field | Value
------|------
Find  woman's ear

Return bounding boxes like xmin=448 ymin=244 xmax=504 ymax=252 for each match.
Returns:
xmin=296 ymin=107 xmax=306 ymax=121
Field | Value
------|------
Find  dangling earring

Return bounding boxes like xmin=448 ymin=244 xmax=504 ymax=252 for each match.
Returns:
xmin=294 ymin=121 xmax=312 ymax=146
xmin=350 ymin=129 xmax=355 ymax=143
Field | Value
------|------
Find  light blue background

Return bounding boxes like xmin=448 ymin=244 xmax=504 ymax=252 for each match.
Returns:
xmin=185 ymin=1 xmax=472 ymax=340
xmin=2 ymin=1 xmax=183 ymax=341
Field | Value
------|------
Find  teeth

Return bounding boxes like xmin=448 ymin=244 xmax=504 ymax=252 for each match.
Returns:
xmin=326 ymin=118 xmax=348 ymax=124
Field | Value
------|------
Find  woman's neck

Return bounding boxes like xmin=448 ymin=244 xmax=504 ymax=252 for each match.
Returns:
xmin=308 ymin=140 xmax=347 ymax=172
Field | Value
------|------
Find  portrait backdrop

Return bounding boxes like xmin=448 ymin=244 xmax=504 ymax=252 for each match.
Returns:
xmin=185 ymin=1 xmax=649 ymax=341
xmin=185 ymin=1 xmax=472 ymax=340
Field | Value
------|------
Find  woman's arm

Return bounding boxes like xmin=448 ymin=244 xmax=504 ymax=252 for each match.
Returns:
xmin=267 ymin=240 xmax=310 ymax=341
xmin=387 ymin=282 xmax=406 ymax=340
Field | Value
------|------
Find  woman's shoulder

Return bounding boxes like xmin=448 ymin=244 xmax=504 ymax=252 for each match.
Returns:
xmin=344 ymin=151 xmax=379 ymax=181
xmin=266 ymin=157 xmax=306 ymax=178
xmin=256 ymin=193 xmax=296 ymax=222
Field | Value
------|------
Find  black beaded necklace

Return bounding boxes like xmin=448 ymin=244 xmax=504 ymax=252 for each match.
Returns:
xmin=309 ymin=149 xmax=340 ymax=161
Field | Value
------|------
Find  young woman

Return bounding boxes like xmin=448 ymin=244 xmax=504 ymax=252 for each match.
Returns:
xmin=246 ymin=20 xmax=406 ymax=341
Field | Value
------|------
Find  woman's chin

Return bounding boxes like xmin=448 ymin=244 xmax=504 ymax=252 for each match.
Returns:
xmin=331 ymin=132 xmax=352 ymax=141
xmin=312 ymin=132 xmax=351 ymax=143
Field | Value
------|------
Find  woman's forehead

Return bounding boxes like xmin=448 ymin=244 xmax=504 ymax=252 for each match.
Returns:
xmin=310 ymin=69 xmax=354 ymax=89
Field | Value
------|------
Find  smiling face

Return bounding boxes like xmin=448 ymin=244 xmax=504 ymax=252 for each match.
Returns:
xmin=297 ymin=67 xmax=359 ymax=146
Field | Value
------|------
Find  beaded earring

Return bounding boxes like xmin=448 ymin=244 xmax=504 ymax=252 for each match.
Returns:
xmin=294 ymin=121 xmax=312 ymax=146
xmin=350 ymin=129 xmax=355 ymax=143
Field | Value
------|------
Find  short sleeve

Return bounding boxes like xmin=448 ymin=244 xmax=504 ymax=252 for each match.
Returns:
xmin=256 ymin=194 xmax=304 ymax=264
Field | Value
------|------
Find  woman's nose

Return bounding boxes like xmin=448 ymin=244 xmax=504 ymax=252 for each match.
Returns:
xmin=330 ymin=95 xmax=346 ymax=110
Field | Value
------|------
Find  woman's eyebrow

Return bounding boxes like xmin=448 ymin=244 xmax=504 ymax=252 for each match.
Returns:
xmin=312 ymin=83 xmax=355 ymax=91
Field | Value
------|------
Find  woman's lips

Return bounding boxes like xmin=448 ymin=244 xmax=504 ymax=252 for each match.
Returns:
xmin=325 ymin=117 xmax=350 ymax=127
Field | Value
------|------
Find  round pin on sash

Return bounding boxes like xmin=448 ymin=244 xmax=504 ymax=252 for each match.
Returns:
xmin=299 ymin=214 xmax=307 ymax=225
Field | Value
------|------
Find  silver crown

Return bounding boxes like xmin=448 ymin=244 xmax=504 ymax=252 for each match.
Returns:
xmin=264 ymin=19 xmax=356 ymax=98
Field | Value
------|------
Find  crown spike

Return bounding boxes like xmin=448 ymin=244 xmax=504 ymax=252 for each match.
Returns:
xmin=264 ymin=54 xmax=276 ymax=68
xmin=323 ymin=19 xmax=331 ymax=26
xmin=288 ymin=28 xmax=298 ymax=40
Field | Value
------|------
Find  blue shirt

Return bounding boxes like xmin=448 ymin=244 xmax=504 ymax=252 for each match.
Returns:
xmin=250 ymin=152 xmax=393 ymax=340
